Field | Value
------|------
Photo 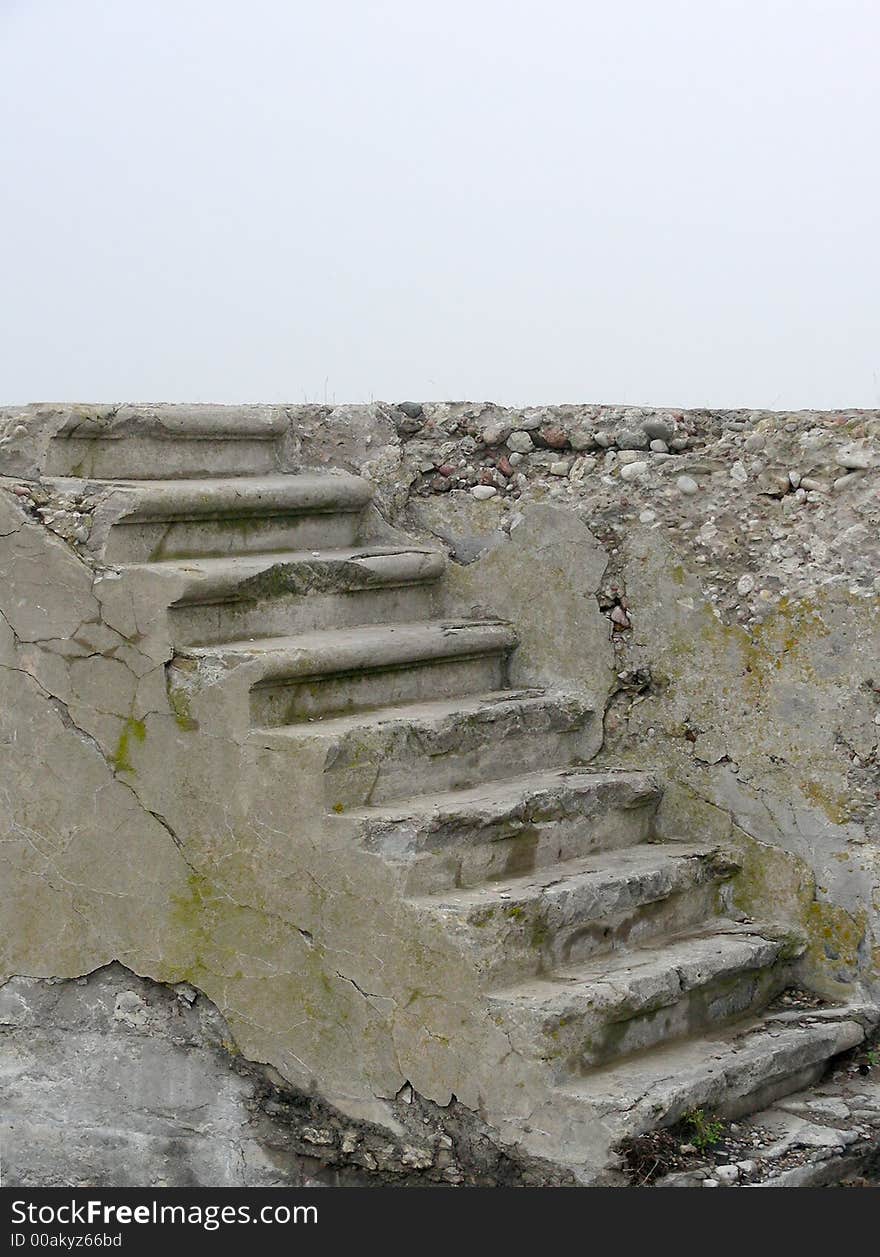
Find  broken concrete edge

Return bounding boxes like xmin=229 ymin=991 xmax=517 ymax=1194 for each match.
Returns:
xmin=641 ymin=1029 xmax=880 ymax=1188
xmin=0 ymin=962 xmax=578 ymax=1188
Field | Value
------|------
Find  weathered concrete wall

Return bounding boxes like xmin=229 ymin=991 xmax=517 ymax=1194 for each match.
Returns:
xmin=0 ymin=963 xmax=568 ymax=1187
xmin=0 ymin=410 xmax=599 ymax=1180
xmin=379 ymin=402 xmax=880 ymax=999
xmin=1 ymin=399 xmax=878 ymax=1184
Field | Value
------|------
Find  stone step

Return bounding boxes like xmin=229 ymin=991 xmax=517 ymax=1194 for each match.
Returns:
xmin=252 ymin=690 xmax=601 ymax=809
xmin=138 ymin=545 xmax=446 ymax=644
xmin=44 ymin=404 xmax=288 ymax=478
xmin=554 ymin=1006 xmax=868 ymax=1148
xmin=62 ymin=473 xmax=373 ymax=562
xmin=410 ymin=843 xmax=736 ymax=986
xmin=180 ymin=619 xmax=518 ymax=725
xmin=489 ymin=925 xmax=796 ymax=1079
xmin=346 ymin=768 xmax=659 ymax=893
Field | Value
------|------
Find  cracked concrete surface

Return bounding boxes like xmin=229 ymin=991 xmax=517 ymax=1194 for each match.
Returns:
xmin=1 ymin=400 xmax=879 ymax=1187
xmin=0 ymin=963 xmax=573 ymax=1187
xmin=0 ymin=444 xmax=578 ymax=1177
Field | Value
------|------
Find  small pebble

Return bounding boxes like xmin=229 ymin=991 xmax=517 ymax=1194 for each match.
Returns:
xmin=507 ymin=431 xmax=534 ymax=454
xmin=620 ymin=460 xmax=649 ymax=481
xmin=836 ymin=445 xmax=874 ymax=470
xmin=539 ymin=426 xmax=569 ymax=450
xmin=676 ymin=475 xmax=699 ymax=496
xmin=643 ymin=419 xmax=675 ymax=442
xmin=617 ymin=427 xmax=649 ymax=450
xmin=569 ymin=430 xmax=596 ymax=451
xmin=481 ymin=422 xmax=511 ymax=446
xmin=471 ymin=485 xmax=497 ymax=500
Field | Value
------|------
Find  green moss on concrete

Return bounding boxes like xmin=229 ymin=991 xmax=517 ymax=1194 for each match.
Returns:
xmin=729 ymin=829 xmax=866 ymax=996
xmin=167 ymin=686 xmax=199 ymax=732
xmin=110 ymin=717 xmax=147 ymax=774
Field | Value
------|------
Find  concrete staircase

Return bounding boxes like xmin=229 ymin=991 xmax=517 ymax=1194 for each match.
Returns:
xmin=34 ymin=411 xmax=877 ymax=1180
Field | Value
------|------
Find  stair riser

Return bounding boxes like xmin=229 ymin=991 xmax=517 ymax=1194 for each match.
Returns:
xmin=170 ymin=583 xmax=440 ymax=646
xmin=396 ymin=800 xmax=657 ymax=896
xmin=45 ymin=437 xmax=281 ymax=480
xmin=714 ymin=1062 xmax=830 ymax=1123
xmin=104 ymin=512 xmax=363 ymax=563
xmin=326 ymin=724 xmax=600 ymax=809
xmin=250 ymin=653 xmax=510 ymax=725
xmin=434 ymin=877 xmax=728 ymax=988
xmin=506 ymin=963 xmax=790 ymax=1080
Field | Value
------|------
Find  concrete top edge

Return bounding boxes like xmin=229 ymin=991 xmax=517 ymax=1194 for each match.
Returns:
xmin=5 ymin=401 xmax=880 ymax=419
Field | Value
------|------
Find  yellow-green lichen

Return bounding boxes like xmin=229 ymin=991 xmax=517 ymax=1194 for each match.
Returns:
xmin=167 ymin=686 xmax=198 ymax=732
xmin=110 ymin=716 xmax=146 ymax=774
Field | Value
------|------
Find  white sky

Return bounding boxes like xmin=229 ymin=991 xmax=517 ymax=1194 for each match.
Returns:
xmin=1 ymin=0 xmax=878 ymax=408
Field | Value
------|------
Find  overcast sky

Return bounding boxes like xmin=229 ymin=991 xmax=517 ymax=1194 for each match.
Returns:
xmin=2 ymin=0 xmax=878 ymax=409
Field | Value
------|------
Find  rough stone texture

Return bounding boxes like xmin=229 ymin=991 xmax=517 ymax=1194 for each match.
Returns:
xmin=1 ymin=399 xmax=879 ymax=1188
xmin=384 ymin=401 xmax=880 ymax=1003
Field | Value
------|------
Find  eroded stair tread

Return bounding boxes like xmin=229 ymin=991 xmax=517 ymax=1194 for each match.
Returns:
xmin=411 ymin=842 xmax=727 ymax=911
xmin=347 ymin=766 xmax=657 ymax=823
xmin=252 ymin=688 xmax=563 ymax=741
xmin=45 ymin=472 xmax=372 ymax=518
xmin=489 ymin=923 xmax=785 ymax=1008
xmin=182 ymin=619 xmax=518 ymax=675
xmin=55 ymin=405 xmax=288 ymax=439
xmin=128 ymin=545 xmax=446 ymax=599
xmin=559 ymin=1008 xmax=866 ymax=1122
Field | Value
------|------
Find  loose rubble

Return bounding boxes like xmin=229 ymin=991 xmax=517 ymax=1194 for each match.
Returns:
xmin=618 ymin=1022 xmax=880 ymax=1188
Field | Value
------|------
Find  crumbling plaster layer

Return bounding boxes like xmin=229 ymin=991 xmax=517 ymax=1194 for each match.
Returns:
xmin=1 ymin=963 xmax=572 ymax=1187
